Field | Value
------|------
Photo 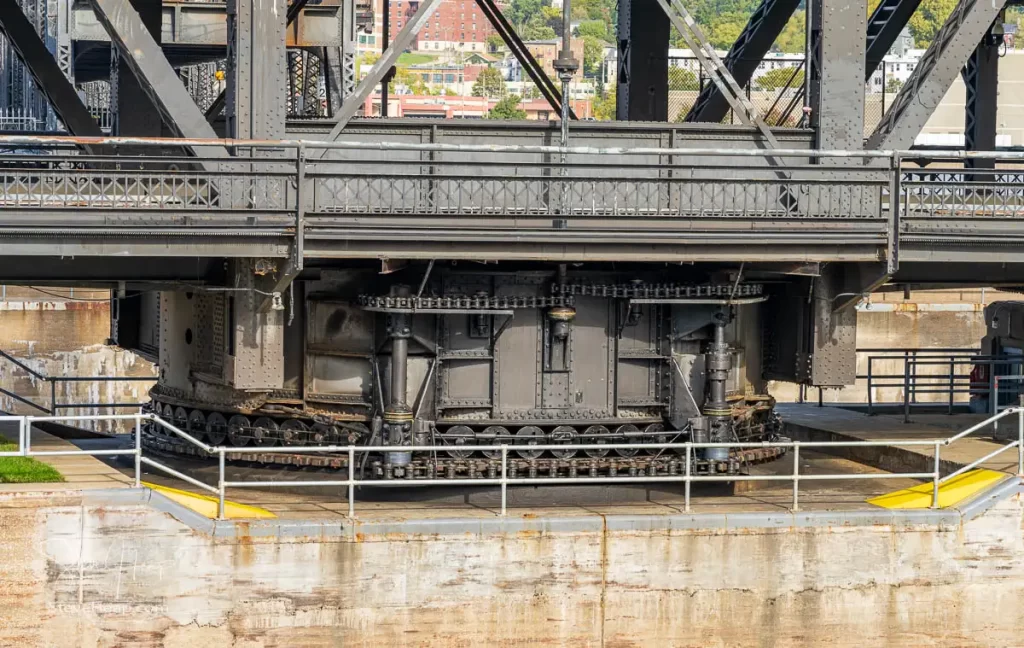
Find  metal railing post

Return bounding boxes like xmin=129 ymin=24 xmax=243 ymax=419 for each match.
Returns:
xmin=684 ymin=443 xmax=692 ymax=512
xmin=903 ymin=356 xmax=911 ymax=423
xmin=217 ymin=448 xmax=226 ymax=520
xmin=49 ymin=378 xmax=56 ymax=414
xmin=347 ymin=446 xmax=355 ymax=518
xmin=931 ymin=441 xmax=942 ymax=508
xmin=18 ymin=416 xmax=26 ymax=456
xmin=500 ymin=445 xmax=507 ymax=516
xmin=1018 ymin=407 xmax=1023 ymax=476
xmin=911 ymin=351 xmax=918 ymax=405
xmin=867 ymin=357 xmax=873 ymax=415
xmin=948 ymin=356 xmax=955 ymax=415
xmin=134 ymin=413 xmax=142 ymax=487
xmin=791 ymin=442 xmax=800 ymax=512
xmin=990 ymin=366 xmax=998 ymax=416
xmin=24 ymin=416 xmax=31 ymax=454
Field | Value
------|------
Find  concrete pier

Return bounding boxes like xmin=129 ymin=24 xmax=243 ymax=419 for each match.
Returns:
xmin=1 ymin=479 xmax=1024 ymax=647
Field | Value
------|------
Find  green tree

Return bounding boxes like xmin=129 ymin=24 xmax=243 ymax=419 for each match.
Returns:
xmin=389 ymin=66 xmax=428 ymax=94
xmin=593 ymin=89 xmax=616 ymax=120
xmin=522 ymin=14 xmax=557 ymax=40
xmin=486 ymin=34 xmax=505 ymax=53
xmin=885 ymin=76 xmax=904 ymax=94
xmin=472 ymin=66 xmax=508 ymax=98
xmin=576 ymin=20 xmax=609 ymax=41
xmin=774 ymin=11 xmax=804 ymax=53
xmin=908 ymin=0 xmax=958 ymax=47
xmin=668 ymin=67 xmax=698 ymax=91
xmin=507 ymin=0 xmax=543 ymax=27
xmin=582 ymin=35 xmax=606 ymax=75
xmin=487 ymin=94 xmax=528 ymax=119
xmin=755 ymin=67 xmax=804 ymax=90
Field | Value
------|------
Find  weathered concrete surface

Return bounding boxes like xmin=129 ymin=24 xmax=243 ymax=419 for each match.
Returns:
xmin=3 ymin=488 xmax=1024 ymax=647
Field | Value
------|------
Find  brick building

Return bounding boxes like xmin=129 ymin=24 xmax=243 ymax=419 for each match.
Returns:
xmin=386 ymin=0 xmax=500 ymax=53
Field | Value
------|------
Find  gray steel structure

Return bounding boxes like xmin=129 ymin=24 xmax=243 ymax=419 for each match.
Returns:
xmin=0 ymin=0 xmax=1018 ymax=480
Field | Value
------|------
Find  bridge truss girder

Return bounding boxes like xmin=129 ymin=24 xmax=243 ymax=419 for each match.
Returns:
xmin=867 ymin=0 xmax=1009 ymax=151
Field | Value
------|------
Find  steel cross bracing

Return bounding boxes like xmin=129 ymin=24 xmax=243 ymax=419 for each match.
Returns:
xmin=868 ymin=0 xmax=1009 ymax=150
xmin=686 ymin=0 xmax=802 ymax=124
xmin=657 ymin=0 xmax=781 ymax=151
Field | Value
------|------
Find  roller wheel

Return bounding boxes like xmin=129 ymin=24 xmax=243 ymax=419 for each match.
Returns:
xmin=206 ymin=412 xmax=228 ymax=446
xmin=614 ymin=424 xmax=640 ymax=457
xmin=644 ymin=423 xmax=669 ymax=455
xmin=280 ymin=419 xmax=309 ymax=446
xmin=515 ymin=426 xmax=544 ymax=460
xmin=443 ymin=425 xmax=474 ymax=459
xmin=251 ymin=417 xmax=280 ymax=447
xmin=227 ymin=415 xmax=251 ymax=447
xmin=481 ymin=426 xmax=508 ymax=459
xmin=550 ymin=425 xmax=578 ymax=459
xmin=311 ymin=423 xmax=338 ymax=445
xmin=583 ymin=425 xmax=610 ymax=458
xmin=187 ymin=410 xmax=208 ymax=443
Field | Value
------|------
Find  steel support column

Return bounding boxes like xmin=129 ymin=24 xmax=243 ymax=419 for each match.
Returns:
xmin=616 ymin=0 xmax=669 ymax=121
xmin=88 ymin=0 xmax=226 ymax=157
xmin=226 ymin=0 xmax=287 ymax=139
xmin=686 ymin=0 xmax=801 ymax=123
xmin=963 ymin=23 xmax=1001 ymax=169
xmin=808 ymin=0 xmax=866 ymax=154
xmin=0 ymin=0 xmax=102 ymax=137
xmin=868 ymin=0 xmax=1008 ymax=150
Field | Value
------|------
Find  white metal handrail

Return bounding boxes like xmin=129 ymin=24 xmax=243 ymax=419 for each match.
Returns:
xmin=1 ymin=409 xmax=1021 ymax=520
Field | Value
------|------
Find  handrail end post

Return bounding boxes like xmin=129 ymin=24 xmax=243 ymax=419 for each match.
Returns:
xmin=217 ymin=449 xmax=226 ymax=521
xmin=931 ymin=441 xmax=941 ymax=509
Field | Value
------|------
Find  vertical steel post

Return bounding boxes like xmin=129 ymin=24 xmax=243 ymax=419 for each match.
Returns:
xmin=990 ymin=363 xmax=998 ymax=415
xmin=684 ymin=443 xmax=692 ymax=512
xmin=931 ymin=441 xmax=941 ymax=509
xmin=867 ymin=357 xmax=873 ymax=415
xmin=18 ymin=416 xmax=26 ymax=456
xmin=217 ymin=448 xmax=226 ymax=520
xmin=49 ymin=378 xmax=56 ymax=414
xmin=134 ymin=413 xmax=142 ymax=487
xmin=948 ymin=357 xmax=955 ymax=415
xmin=1018 ymin=407 xmax=1023 ymax=476
xmin=791 ymin=443 xmax=800 ymax=512
xmin=903 ymin=355 xmax=911 ymax=423
xmin=24 ymin=416 xmax=31 ymax=454
xmin=501 ymin=444 xmax=507 ymax=516
xmin=348 ymin=446 xmax=355 ymax=518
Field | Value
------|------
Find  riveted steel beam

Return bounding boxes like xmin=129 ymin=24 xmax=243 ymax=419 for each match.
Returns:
xmin=867 ymin=0 xmax=1009 ymax=151
xmin=0 ymin=1 xmax=102 ymax=138
xmin=809 ymin=0 xmax=867 ymax=154
xmin=865 ymin=0 xmax=924 ymax=77
xmin=88 ymin=0 xmax=226 ymax=158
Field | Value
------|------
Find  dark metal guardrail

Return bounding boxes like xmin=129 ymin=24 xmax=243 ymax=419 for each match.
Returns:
xmin=852 ymin=347 xmax=1024 ymax=423
xmin=0 ymin=349 xmax=154 ymax=416
xmin=0 ymin=135 xmax=1021 ymax=260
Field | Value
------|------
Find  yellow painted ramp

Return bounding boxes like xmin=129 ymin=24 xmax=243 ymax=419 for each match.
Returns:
xmin=867 ymin=469 xmax=1007 ymax=510
xmin=144 ymin=482 xmax=276 ymax=519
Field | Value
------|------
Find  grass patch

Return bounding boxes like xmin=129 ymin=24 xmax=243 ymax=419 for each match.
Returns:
xmin=398 ymin=52 xmax=437 ymax=65
xmin=0 ymin=442 xmax=64 ymax=483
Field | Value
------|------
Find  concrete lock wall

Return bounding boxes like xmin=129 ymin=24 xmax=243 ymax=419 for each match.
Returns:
xmin=0 ymin=290 xmax=156 ymax=431
xmin=771 ymin=289 xmax=1012 ymax=405
xmin=3 ymin=490 xmax=1024 ymax=646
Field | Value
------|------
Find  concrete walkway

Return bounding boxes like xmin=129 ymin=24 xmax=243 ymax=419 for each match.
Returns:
xmin=0 ymin=423 xmax=132 ymax=492
xmin=780 ymin=404 xmax=1021 ymax=477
